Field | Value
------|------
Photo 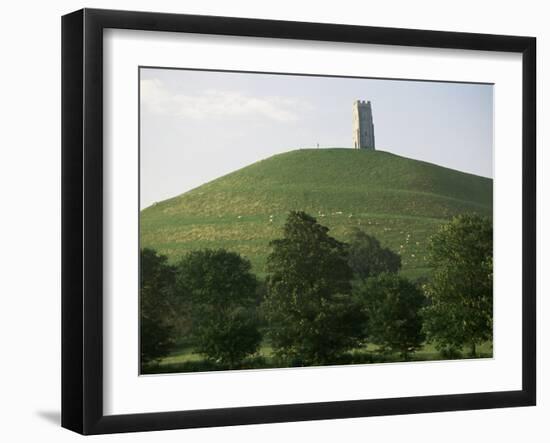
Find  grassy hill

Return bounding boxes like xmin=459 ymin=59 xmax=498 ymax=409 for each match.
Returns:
xmin=140 ymin=149 xmax=492 ymax=280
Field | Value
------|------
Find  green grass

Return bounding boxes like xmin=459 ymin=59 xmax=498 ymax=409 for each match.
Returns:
xmin=155 ymin=342 xmax=276 ymax=367
xmin=141 ymin=148 xmax=492 ymax=279
xmin=143 ymin=340 xmax=493 ymax=374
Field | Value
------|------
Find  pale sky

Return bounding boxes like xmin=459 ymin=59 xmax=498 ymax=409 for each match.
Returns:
xmin=140 ymin=67 xmax=493 ymax=209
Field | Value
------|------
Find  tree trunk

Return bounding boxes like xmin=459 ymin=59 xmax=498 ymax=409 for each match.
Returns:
xmin=469 ymin=342 xmax=476 ymax=357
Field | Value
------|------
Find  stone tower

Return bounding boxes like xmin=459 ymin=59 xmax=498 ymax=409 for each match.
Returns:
xmin=352 ymin=100 xmax=375 ymax=150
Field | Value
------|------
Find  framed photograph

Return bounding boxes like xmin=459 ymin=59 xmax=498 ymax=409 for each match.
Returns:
xmin=61 ymin=8 xmax=536 ymax=435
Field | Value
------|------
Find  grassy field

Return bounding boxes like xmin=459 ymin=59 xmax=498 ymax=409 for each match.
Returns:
xmin=144 ymin=339 xmax=493 ymax=374
xmin=141 ymin=148 xmax=492 ymax=280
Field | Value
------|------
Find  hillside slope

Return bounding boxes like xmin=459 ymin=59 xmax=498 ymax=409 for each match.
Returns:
xmin=140 ymin=149 xmax=492 ymax=279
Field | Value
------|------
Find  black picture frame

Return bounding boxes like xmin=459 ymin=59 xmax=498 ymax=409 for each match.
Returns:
xmin=61 ymin=8 xmax=536 ymax=435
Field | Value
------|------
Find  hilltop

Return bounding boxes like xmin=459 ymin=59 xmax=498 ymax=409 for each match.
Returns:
xmin=140 ymin=149 xmax=492 ymax=279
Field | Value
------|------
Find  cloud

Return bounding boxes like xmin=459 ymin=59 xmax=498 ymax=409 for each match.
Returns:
xmin=141 ymin=78 xmax=310 ymax=123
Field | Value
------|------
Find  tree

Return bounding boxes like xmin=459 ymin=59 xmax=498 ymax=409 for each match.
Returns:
xmin=356 ymin=273 xmax=425 ymax=358
xmin=423 ymin=214 xmax=493 ymax=357
xmin=140 ymin=248 xmax=177 ymax=367
xmin=175 ymin=249 xmax=261 ymax=367
xmin=263 ymin=211 xmax=364 ymax=366
xmin=347 ymin=228 xmax=401 ymax=280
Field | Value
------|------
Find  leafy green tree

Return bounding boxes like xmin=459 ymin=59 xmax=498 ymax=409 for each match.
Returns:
xmin=175 ymin=249 xmax=261 ymax=367
xmin=140 ymin=248 xmax=177 ymax=367
xmin=347 ymin=228 xmax=401 ymax=280
xmin=357 ymin=273 xmax=425 ymax=358
xmin=263 ymin=211 xmax=364 ymax=366
xmin=423 ymin=214 xmax=493 ymax=357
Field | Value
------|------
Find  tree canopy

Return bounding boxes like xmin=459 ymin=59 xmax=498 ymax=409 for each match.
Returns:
xmin=140 ymin=248 xmax=177 ymax=366
xmin=347 ymin=228 xmax=401 ymax=280
xmin=263 ymin=211 xmax=364 ymax=366
xmin=422 ymin=214 xmax=493 ymax=356
xmin=357 ymin=273 xmax=425 ymax=358
xmin=175 ymin=249 xmax=261 ymax=367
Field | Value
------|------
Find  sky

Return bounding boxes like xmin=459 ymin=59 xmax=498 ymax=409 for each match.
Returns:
xmin=140 ymin=68 xmax=493 ymax=208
